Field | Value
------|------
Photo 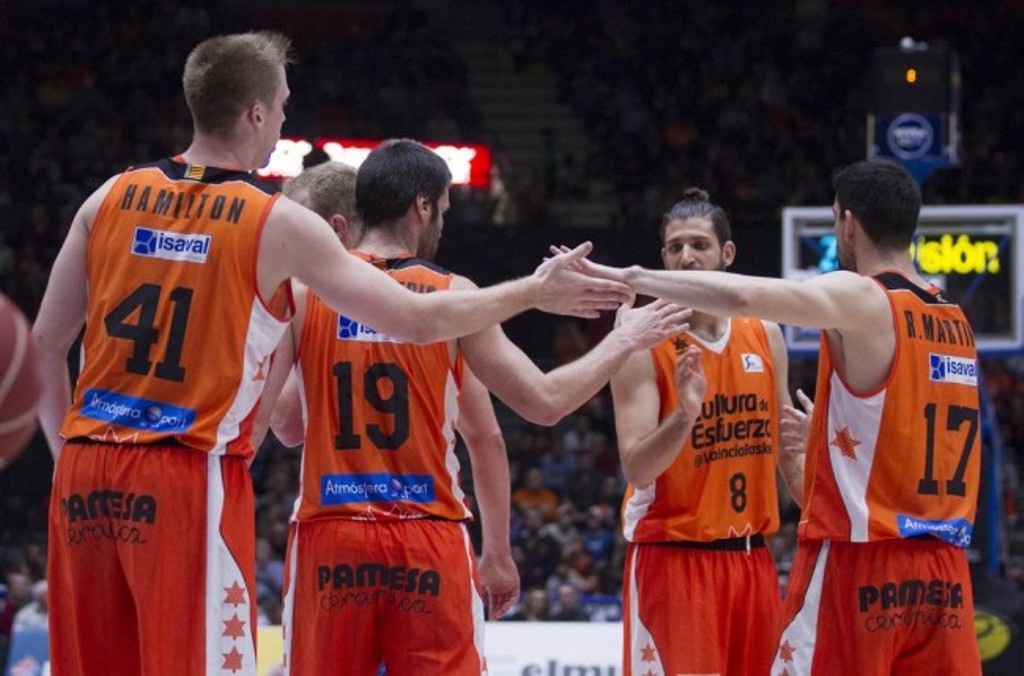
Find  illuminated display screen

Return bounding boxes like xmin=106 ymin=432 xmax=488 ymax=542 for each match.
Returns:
xmin=257 ymin=137 xmax=492 ymax=188
xmin=782 ymin=206 xmax=1024 ymax=353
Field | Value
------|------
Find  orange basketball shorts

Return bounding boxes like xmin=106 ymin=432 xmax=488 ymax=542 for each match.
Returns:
xmin=282 ymin=518 xmax=486 ymax=675
xmin=47 ymin=441 xmax=257 ymax=675
xmin=623 ymin=537 xmax=782 ymax=676
xmin=772 ymin=538 xmax=980 ymax=675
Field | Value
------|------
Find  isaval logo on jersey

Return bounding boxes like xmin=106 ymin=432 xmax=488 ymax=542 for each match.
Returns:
xmin=337 ymin=315 xmax=399 ymax=343
xmin=929 ymin=353 xmax=978 ymax=386
xmin=132 ymin=227 xmax=211 ymax=264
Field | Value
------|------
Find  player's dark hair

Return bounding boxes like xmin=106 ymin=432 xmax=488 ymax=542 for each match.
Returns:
xmin=660 ymin=187 xmax=732 ymax=245
xmin=356 ymin=139 xmax=451 ymax=226
xmin=832 ymin=158 xmax=921 ymax=249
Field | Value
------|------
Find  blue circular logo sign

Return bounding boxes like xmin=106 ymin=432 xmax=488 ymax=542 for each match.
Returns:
xmin=887 ymin=113 xmax=934 ymax=160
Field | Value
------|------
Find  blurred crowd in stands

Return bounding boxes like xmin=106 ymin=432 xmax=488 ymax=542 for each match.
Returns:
xmin=3 ymin=0 xmax=1024 ymax=645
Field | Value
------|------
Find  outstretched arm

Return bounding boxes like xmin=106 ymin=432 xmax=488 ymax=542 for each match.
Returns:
xmin=260 ymin=199 xmax=632 ymax=345
xmin=459 ymin=282 xmax=692 ymax=426
xmin=550 ymin=245 xmax=887 ymax=334
xmin=611 ymin=345 xmax=706 ymax=486
xmin=456 ymin=369 xmax=519 ymax=620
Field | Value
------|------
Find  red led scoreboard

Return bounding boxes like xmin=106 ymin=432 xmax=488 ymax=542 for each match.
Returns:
xmin=258 ymin=137 xmax=492 ymax=188
xmin=783 ymin=205 xmax=1024 ymax=354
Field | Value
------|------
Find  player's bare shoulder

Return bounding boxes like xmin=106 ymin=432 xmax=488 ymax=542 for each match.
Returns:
xmin=77 ymin=175 xmax=122 ymax=233
xmin=809 ymin=269 xmax=892 ymax=329
xmin=449 ymin=274 xmax=480 ymax=292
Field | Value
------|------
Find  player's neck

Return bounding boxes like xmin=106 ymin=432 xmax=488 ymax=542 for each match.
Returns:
xmin=181 ymin=135 xmax=251 ymax=172
xmin=357 ymin=227 xmax=415 ymax=259
xmin=687 ymin=311 xmax=728 ymax=342
xmin=857 ymin=249 xmax=927 ymax=287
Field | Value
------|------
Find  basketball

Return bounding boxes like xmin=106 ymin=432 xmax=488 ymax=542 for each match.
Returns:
xmin=0 ymin=292 xmax=41 ymax=470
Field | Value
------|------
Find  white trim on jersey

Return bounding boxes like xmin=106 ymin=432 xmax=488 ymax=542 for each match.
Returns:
xmin=622 ymin=483 xmax=656 ymax=542
xmin=826 ymin=373 xmax=885 ymax=541
xmin=443 ymin=371 xmax=471 ymax=518
xmin=213 ymin=298 xmax=289 ymax=455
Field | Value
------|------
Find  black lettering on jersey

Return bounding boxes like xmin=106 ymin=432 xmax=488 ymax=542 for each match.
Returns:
xmin=917 ymin=311 xmax=975 ymax=347
xmin=226 ymin=197 xmax=245 ymax=223
xmin=121 ymin=183 xmax=138 ymax=210
xmin=401 ymin=281 xmax=437 ymax=294
xmin=904 ymin=310 xmax=917 ymax=339
xmin=153 ymin=189 xmax=174 ymax=216
xmin=194 ymin=193 xmax=210 ymax=220
xmin=135 ymin=186 xmax=152 ymax=213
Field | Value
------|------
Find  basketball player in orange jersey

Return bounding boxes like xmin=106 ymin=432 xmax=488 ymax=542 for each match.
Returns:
xmin=607 ymin=188 xmax=802 ymax=675
xmin=265 ymin=139 xmax=691 ymax=675
xmin=577 ymin=159 xmax=982 ymax=675
xmin=29 ymin=32 xmax=632 ymax=675
xmin=279 ymin=159 xmax=521 ymax=622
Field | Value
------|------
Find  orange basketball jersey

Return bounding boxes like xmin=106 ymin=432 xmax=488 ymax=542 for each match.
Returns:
xmin=623 ymin=317 xmax=780 ymax=542
xmin=62 ymin=159 xmax=288 ymax=457
xmin=799 ymin=272 xmax=981 ymax=545
xmin=294 ymin=253 xmax=471 ymax=523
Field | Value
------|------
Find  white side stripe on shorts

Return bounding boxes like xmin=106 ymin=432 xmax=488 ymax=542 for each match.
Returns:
xmin=771 ymin=541 xmax=830 ymax=675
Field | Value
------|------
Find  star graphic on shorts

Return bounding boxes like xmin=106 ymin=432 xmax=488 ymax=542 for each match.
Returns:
xmin=673 ymin=336 xmax=690 ymax=353
xmin=830 ymin=426 xmax=860 ymax=460
xmin=222 ymin=614 xmax=246 ymax=639
xmin=640 ymin=642 xmax=657 ymax=662
xmin=223 ymin=581 xmax=247 ymax=606
xmin=779 ymin=639 xmax=796 ymax=663
xmin=221 ymin=647 xmax=243 ymax=672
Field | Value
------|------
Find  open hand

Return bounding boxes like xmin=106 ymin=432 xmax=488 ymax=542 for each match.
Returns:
xmin=614 ymin=297 xmax=692 ymax=351
xmin=548 ymin=244 xmax=630 ymax=283
xmin=533 ymin=242 xmax=632 ymax=318
xmin=675 ymin=346 xmax=707 ymax=420
xmin=779 ymin=388 xmax=811 ymax=504
xmin=780 ymin=388 xmax=813 ymax=455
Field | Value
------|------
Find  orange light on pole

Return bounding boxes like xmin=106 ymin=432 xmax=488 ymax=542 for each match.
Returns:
xmin=906 ymin=68 xmax=918 ymax=84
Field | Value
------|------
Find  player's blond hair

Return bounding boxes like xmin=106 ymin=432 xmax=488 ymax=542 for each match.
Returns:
xmin=283 ymin=161 xmax=362 ymax=231
xmin=183 ymin=31 xmax=292 ymax=135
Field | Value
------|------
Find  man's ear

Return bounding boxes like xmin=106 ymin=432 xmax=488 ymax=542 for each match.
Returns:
xmin=248 ymin=101 xmax=265 ymax=126
xmin=721 ymin=240 xmax=737 ymax=268
xmin=839 ymin=209 xmax=858 ymax=246
xmin=329 ymin=214 xmax=350 ymax=247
